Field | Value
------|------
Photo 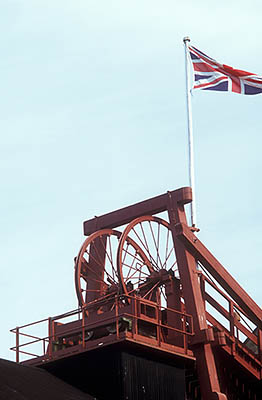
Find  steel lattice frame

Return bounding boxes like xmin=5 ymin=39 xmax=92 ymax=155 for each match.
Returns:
xmin=73 ymin=187 xmax=262 ymax=400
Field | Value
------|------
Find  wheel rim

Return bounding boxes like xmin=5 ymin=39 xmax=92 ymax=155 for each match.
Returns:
xmin=75 ymin=229 xmax=122 ymax=308
xmin=75 ymin=228 xmax=151 ymax=309
xmin=117 ymin=216 xmax=178 ymax=306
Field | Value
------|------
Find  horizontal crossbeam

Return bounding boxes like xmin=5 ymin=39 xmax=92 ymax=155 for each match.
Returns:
xmin=83 ymin=187 xmax=192 ymax=235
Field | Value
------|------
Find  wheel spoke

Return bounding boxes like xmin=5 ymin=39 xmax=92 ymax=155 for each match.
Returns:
xmin=117 ymin=216 xmax=177 ymax=309
xmin=122 ymin=265 xmax=149 ymax=283
xmin=160 ymin=286 xmax=167 ymax=302
xmin=163 ymin=247 xmax=176 ymax=269
xmin=164 ymin=228 xmax=171 ymax=267
xmin=142 ymin=282 xmax=160 ymax=300
xmin=167 ymin=260 xmax=178 ymax=272
xmin=125 ymin=249 xmax=139 ymax=281
xmin=85 ymin=249 xmax=104 ymax=269
xmin=121 ymin=261 xmax=150 ymax=278
xmin=157 ymin=221 xmax=161 ymax=266
xmin=139 ymin=222 xmax=154 ymax=265
xmin=131 ymin=226 xmax=159 ymax=269
xmin=148 ymin=220 xmax=163 ymax=270
xmin=122 ymin=246 xmax=147 ymax=266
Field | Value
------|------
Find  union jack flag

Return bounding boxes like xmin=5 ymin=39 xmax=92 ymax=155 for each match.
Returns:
xmin=188 ymin=46 xmax=262 ymax=95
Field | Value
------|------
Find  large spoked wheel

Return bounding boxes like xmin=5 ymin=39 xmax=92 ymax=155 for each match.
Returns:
xmin=117 ymin=216 xmax=178 ymax=307
xmin=75 ymin=228 xmax=151 ymax=310
xmin=75 ymin=229 xmax=122 ymax=309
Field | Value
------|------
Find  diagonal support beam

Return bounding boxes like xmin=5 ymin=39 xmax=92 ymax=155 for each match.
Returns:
xmin=175 ymin=222 xmax=262 ymax=328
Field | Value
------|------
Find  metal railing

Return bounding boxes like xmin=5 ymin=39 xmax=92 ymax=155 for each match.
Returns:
xmin=11 ymin=295 xmax=194 ymax=363
xmin=200 ymin=274 xmax=262 ymax=377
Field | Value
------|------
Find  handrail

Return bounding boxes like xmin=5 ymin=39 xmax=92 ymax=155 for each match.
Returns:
xmin=10 ymin=317 xmax=50 ymax=332
xmin=203 ymin=274 xmax=253 ymax=322
xmin=201 ymin=275 xmax=262 ymax=363
xmin=11 ymin=295 xmax=194 ymax=363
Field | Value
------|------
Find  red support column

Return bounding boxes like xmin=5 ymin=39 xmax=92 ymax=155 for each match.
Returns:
xmin=167 ymin=192 xmax=227 ymax=400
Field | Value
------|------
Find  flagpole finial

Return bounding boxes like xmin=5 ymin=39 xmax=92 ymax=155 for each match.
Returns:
xmin=183 ymin=36 xmax=190 ymax=43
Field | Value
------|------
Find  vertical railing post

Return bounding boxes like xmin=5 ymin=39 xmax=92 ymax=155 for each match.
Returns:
xmin=116 ymin=296 xmax=119 ymax=339
xmin=48 ymin=317 xmax=52 ymax=359
xmin=182 ymin=313 xmax=187 ymax=354
xmin=156 ymin=304 xmax=160 ymax=347
xmin=16 ymin=327 xmax=19 ymax=363
xmin=134 ymin=295 xmax=138 ymax=336
xmin=130 ymin=295 xmax=135 ymax=338
xmin=229 ymin=301 xmax=236 ymax=356
xmin=135 ymin=296 xmax=141 ymax=335
xmin=82 ymin=307 xmax=85 ymax=349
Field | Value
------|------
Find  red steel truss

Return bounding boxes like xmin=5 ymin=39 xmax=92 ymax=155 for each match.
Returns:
xmin=11 ymin=187 xmax=262 ymax=400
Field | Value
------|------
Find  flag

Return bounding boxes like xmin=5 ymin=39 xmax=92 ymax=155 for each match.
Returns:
xmin=188 ymin=45 xmax=262 ymax=95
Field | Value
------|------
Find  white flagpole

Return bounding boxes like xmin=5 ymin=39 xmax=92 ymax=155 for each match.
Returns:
xmin=183 ymin=36 xmax=197 ymax=228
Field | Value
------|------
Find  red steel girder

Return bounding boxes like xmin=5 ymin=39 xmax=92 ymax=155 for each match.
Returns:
xmin=83 ymin=187 xmax=192 ymax=235
xmin=81 ymin=186 xmax=262 ymax=399
xmin=167 ymin=196 xmax=227 ymax=400
xmin=175 ymin=222 xmax=262 ymax=329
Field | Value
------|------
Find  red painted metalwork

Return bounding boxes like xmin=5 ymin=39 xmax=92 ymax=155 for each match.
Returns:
xmin=117 ymin=216 xmax=177 ymax=303
xmin=75 ymin=228 xmax=153 ymax=310
xmin=11 ymin=295 xmax=194 ymax=365
xmin=83 ymin=187 xmax=192 ymax=235
xmin=11 ymin=186 xmax=262 ymax=400
xmin=75 ymin=229 xmax=121 ymax=308
xmin=175 ymin=222 xmax=262 ymax=327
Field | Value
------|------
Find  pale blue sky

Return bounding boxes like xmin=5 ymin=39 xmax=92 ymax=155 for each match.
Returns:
xmin=1 ymin=0 xmax=262 ymax=360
